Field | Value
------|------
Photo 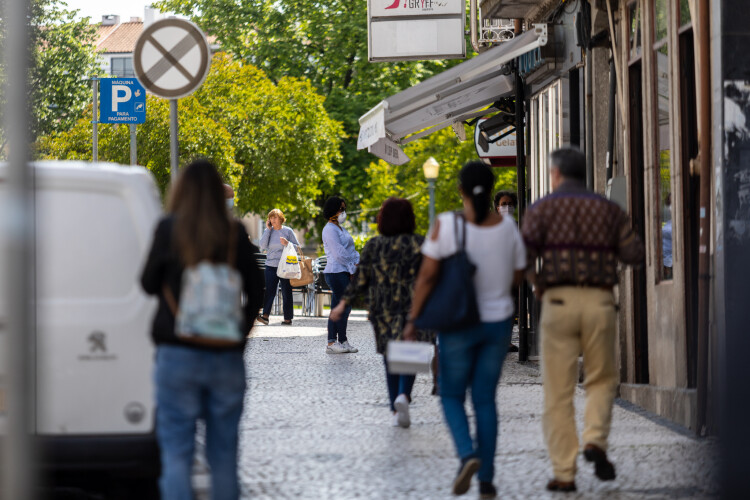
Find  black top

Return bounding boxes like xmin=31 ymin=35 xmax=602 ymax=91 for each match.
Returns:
xmin=341 ymin=234 xmax=435 ymax=354
xmin=140 ymin=216 xmax=264 ymax=350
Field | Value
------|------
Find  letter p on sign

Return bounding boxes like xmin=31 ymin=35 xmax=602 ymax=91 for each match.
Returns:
xmin=112 ymin=85 xmax=132 ymax=112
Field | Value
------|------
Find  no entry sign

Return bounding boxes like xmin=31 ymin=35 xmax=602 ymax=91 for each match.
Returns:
xmin=133 ymin=19 xmax=211 ymax=99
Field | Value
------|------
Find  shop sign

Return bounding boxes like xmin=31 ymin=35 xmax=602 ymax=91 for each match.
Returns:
xmin=368 ymin=0 xmax=465 ymax=62
xmin=369 ymin=137 xmax=410 ymax=165
xmin=474 ymin=118 xmax=516 ymax=167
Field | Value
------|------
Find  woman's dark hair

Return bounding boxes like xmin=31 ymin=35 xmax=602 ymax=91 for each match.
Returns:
xmin=493 ymin=190 xmax=517 ymax=212
xmin=167 ymin=159 xmax=231 ymax=266
xmin=323 ymin=196 xmax=346 ymax=220
xmin=377 ymin=198 xmax=416 ymax=236
xmin=459 ymin=161 xmax=495 ymax=224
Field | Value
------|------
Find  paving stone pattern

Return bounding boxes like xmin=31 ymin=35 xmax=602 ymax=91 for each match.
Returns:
xmin=193 ymin=311 xmax=718 ymax=499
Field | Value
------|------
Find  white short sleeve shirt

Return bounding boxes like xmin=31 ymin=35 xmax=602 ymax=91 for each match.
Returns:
xmin=422 ymin=212 xmax=527 ymax=323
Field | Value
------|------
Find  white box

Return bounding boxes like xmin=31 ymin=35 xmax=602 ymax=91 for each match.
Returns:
xmin=387 ymin=340 xmax=434 ymax=374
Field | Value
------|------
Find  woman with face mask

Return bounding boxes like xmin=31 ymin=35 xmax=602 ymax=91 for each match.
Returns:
xmin=493 ymin=190 xmax=517 ymax=220
xmin=321 ymin=196 xmax=360 ymax=354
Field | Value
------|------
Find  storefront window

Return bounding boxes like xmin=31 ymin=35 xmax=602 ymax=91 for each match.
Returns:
xmin=629 ymin=2 xmax=642 ymax=60
xmin=529 ymin=81 xmax=565 ymax=201
xmin=679 ymin=0 xmax=691 ymax=27
xmin=654 ymin=0 xmax=669 ymax=41
xmin=654 ymin=0 xmax=673 ymax=281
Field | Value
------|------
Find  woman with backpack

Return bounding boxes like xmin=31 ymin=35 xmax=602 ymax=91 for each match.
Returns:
xmin=141 ymin=159 xmax=264 ymax=500
xmin=403 ymin=161 xmax=527 ymax=498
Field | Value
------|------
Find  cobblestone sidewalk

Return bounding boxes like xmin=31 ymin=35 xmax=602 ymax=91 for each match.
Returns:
xmin=193 ymin=311 xmax=718 ymax=499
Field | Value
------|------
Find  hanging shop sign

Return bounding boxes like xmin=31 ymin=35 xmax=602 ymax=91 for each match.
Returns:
xmin=369 ymin=137 xmax=410 ymax=165
xmin=368 ymin=0 xmax=465 ymax=62
xmin=474 ymin=118 xmax=516 ymax=167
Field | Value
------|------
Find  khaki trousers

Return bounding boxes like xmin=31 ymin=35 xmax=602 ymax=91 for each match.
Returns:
xmin=540 ymin=286 xmax=618 ymax=482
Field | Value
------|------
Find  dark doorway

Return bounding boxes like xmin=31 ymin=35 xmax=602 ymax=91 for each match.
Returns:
xmin=629 ymin=60 xmax=650 ymax=384
xmin=679 ymin=27 xmax=699 ymax=388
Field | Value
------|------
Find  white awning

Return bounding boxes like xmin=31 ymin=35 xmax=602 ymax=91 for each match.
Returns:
xmin=358 ymin=24 xmax=548 ymax=164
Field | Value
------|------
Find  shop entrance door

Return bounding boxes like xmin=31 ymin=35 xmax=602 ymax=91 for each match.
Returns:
xmin=679 ymin=27 xmax=699 ymax=388
xmin=629 ymin=60 xmax=650 ymax=384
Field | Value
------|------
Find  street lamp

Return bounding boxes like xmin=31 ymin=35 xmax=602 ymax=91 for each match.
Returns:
xmin=423 ymin=157 xmax=440 ymax=226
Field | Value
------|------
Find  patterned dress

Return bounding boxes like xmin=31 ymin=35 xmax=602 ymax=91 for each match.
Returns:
xmin=341 ymin=233 xmax=435 ymax=354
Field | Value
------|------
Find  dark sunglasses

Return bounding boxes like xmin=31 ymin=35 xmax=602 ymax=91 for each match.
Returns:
xmin=498 ymin=202 xmax=515 ymax=207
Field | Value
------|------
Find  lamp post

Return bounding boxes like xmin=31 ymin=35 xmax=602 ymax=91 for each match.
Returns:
xmin=423 ymin=157 xmax=440 ymax=226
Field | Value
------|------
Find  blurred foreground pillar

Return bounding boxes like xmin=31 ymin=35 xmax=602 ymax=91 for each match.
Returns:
xmin=1 ymin=0 xmax=35 ymax=498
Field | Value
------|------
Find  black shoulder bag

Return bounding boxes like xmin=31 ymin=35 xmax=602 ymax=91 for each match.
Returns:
xmin=414 ymin=212 xmax=480 ymax=332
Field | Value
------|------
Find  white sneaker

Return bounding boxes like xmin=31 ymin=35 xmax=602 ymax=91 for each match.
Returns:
xmin=341 ymin=341 xmax=358 ymax=353
xmin=326 ymin=342 xmax=347 ymax=354
xmin=391 ymin=414 xmax=400 ymax=427
xmin=394 ymin=394 xmax=411 ymax=428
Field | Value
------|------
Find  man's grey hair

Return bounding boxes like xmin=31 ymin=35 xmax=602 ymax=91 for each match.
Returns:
xmin=549 ymin=147 xmax=586 ymax=182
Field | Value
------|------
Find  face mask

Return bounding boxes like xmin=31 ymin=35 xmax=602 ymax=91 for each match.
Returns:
xmin=499 ymin=206 xmax=515 ymax=216
xmin=226 ymin=198 xmax=234 ymax=209
xmin=337 ymin=211 xmax=347 ymax=224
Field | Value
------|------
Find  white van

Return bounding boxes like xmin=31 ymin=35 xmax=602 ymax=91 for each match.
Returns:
xmin=0 ymin=162 xmax=163 ymax=496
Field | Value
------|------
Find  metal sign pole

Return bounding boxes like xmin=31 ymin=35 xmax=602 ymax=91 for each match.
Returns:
xmin=130 ymin=124 xmax=137 ymax=165
xmin=170 ymin=99 xmax=178 ymax=181
xmin=2 ymin=0 xmax=35 ymax=497
xmin=92 ymin=77 xmax=99 ymax=162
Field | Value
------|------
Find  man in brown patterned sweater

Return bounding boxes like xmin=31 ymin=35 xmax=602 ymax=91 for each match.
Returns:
xmin=521 ymin=148 xmax=644 ymax=493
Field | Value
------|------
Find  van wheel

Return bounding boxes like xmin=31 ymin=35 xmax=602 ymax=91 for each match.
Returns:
xmin=108 ymin=477 xmax=159 ymax=500
xmin=129 ymin=478 xmax=160 ymax=500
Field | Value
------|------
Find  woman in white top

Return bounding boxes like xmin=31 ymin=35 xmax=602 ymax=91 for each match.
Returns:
xmin=404 ymin=161 xmax=526 ymax=498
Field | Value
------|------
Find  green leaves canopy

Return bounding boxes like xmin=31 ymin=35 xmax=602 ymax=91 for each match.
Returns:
xmin=0 ymin=0 xmax=102 ymax=149
xmin=362 ymin=127 xmax=518 ymax=235
xmin=38 ymin=54 xmax=344 ymax=220
xmin=152 ymin=0 xmax=465 ymax=206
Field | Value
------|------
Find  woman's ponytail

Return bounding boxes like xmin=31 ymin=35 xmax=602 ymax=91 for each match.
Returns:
xmin=459 ymin=161 xmax=495 ymax=224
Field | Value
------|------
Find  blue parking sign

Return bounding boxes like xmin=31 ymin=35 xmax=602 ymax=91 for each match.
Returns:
xmin=99 ymin=78 xmax=147 ymax=124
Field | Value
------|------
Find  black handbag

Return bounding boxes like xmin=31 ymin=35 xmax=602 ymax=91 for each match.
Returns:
xmin=414 ymin=212 xmax=480 ymax=332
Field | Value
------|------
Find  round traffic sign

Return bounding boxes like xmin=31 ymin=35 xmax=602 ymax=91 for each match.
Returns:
xmin=133 ymin=18 xmax=211 ymax=99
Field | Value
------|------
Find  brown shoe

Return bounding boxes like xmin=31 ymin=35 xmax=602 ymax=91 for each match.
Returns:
xmin=546 ymin=479 xmax=577 ymax=492
xmin=583 ymin=444 xmax=616 ymax=481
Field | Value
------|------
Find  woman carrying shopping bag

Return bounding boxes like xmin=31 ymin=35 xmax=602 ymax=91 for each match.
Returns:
xmin=258 ymin=209 xmax=301 ymax=326
xmin=330 ymin=198 xmax=435 ymax=427
xmin=404 ymin=161 xmax=527 ymax=499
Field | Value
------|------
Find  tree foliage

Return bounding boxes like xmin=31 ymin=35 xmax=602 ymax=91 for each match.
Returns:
xmin=0 ymin=0 xmax=102 ymax=149
xmin=38 ymin=54 xmax=344 ymax=221
xmin=152 ymin=0 xmax=468 ymax=207
xmin=361 ymin=126 xmax=517 ymax=235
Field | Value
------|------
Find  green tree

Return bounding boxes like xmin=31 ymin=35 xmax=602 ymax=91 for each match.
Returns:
xmin=38 ymin=54 xmax=344 ymax=221
xmin=0 ymin=0 xmax=102 ymax=149
xmin=152 ymin=0 xmax=469 ymax=207
xmin=362 ymin=126 xmax=517 ymax=235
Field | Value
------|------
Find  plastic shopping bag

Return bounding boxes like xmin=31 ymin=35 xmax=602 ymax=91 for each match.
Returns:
xmin=277 ymin=244 xmax=302 ymax=280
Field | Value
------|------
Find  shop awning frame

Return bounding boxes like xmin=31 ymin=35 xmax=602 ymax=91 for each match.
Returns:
xmin=357 ymin=24 xmax=548 ymax=163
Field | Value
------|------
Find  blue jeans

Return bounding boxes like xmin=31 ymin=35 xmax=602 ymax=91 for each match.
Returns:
xmin=438 ymin=320 xmax=512 ymax=483
xmin=384 ymin=356 xmax=416 ymax=412
xmin=262 ymin=265 xmax=293 ymax=320
xmin=325 ymin=272 xmax=351 ymax=343
xmin=155 ymin=345 xmax=246 ymax=500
